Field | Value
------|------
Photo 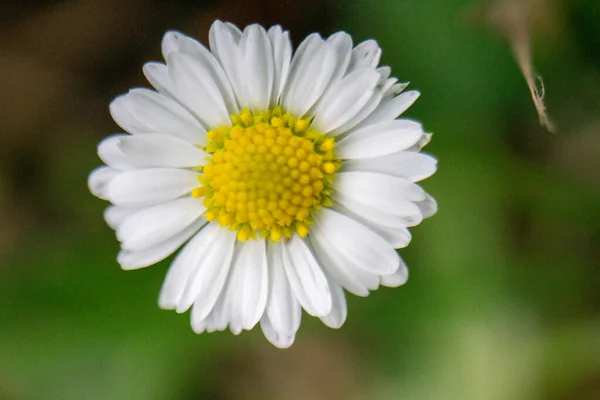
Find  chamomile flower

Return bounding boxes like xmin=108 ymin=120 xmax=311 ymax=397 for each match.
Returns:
xmin=88 ymin=20 xmax=437 ymax=348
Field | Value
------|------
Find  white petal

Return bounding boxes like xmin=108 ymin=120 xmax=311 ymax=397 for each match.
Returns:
xmin=103 ymin=205 xmax=140 ymax=229
xmin=336 ymin=120 xmax=424 ymax=159
xmin=209 ymin=21 xmax=244 ymax=105
xmin=177 ymin=228 xmax=236 ymax=316
xmin=324 ymin=32 xmax=353 ymax=84
xmin=116 ymin=197 xmax=205 ymax=252
xmin=380 ymin=257 xmax=409 ymax=287
xmin=332 ymin=201 xmax=412 ymax=248
xmin=370 ymin=225 xmax=412 ymax=248
xmin=142 ymin=62 xmax=178 ymax=100
xmin=347 ymin=40 xmax=381 ymax=72
xmin=161 ymin=30 xmax=184 ymax=59
xmin=343 ymin=151 xmax=437 ymax=182
xmin=167 ymin=53 xmax=231 ymax=128
xmin=382 ymin=82 xmax=408 ymax=98
xmin=331 ymin=89 xmax=383 ymax=136
xmin=333 ymin=171 xmax=426 ymax=211
xmin=225 ymin=240 xmax=269 ymax=330
xmin=223 ymin=22 xmax=242 ymax=39
xmin=359 ymin=90 xmax=420 ymax=127
xmin=311 ymin=68 xmax=380 ymax=134
xmin=415 ymin=192 xmax=438 ymax=219
xmin=97 ymin=134 xmax=137 ymax=170
xmin=235 ymin=25 xmax=274 ymax=112
xmin=106 ymin=168 xmax=199 ymax=207
xmin=313 ymin=208 xmax=399 ymax=275
xmin=159 ymin=224 xmax=218 ymax=309
xmin=109 ymin=88 xmax=205 ymax=143
xmin=326 ymin=67 xmax=391 ymax=135
xmin=190 ymin=310 xmax=211 ymax=334
xmin=320 ymin=281 xmax=347 ymax=329
xmin=88 ymin=166 xmax=118 ymax=199
xmin=280 ymin=237 xmax=332 ymax=317
xmin=377 ymin=66 xmax=392 ymax=81
xmin=118 ymin=134 xmax=205 ymax=168
xmin=265 ymin=242 xmax=302 ymax=335
xmin=333 ymin=193 xmax=423 ymax=228
xmin=268 ymin=26 xmax=292 ymax=106
xmin=260 ymin=315 xmax=296 ymax=349
xmin=209 ymin=20 xmax=242 ymax=58
xmin=158 ymin=224 xmax=234 ymax=311
xmin=413 ymin=132 xmax=433 ymax=151
xmin=192 ymin=289 xmax=226 ymax=334
xmin=309 ymin=233 xmax=377 ymax=296
xmin=117 ymin=218 xmax=205 ymax=270
xmin=282 ymin=35 xmax=337 ymax=117
xmin=162 ymin=31 xmax=239 ymax=115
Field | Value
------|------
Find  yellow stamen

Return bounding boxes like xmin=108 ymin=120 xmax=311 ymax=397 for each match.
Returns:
xmin=192 ymin=108 xmax=338 ymax=241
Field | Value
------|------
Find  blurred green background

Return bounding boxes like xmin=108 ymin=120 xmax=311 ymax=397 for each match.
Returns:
xmin=1 ymin=0 xmax=599 ymax=399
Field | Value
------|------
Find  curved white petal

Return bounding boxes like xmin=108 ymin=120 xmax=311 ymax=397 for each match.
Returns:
xmin=366 ymin=225 xmax=411 ymax=249
xmin=161 ymin=31 xmax=239 ymax=115
xmin=282 ymin=34 xmax=337 ymax=117
xmin=311 ymin=67 xmax=380 ymax=134
xmin=334 ymin=171 xmax=426 ymax=211
xmin=332 ymin=88 xmax=383 ymax=136
xmin=319 ymin=280 xmax=347 ymax=329
xmin=280 ymin=237 xmax=332 ymax=317
xmin=347 ymin=40 xmax=381 ymax=72
xmin=343 ymin=151 xmax=437 ymax=182
xmin=103 ymin=205 xmax=140 ymax=229
xmin=106 ymin=168 xmax=199 ymax=207
xmin=109 ymin=88 xmax=205 ymax=143
xmin=325 ymin=32 xmax=353 ymax=84
xmin=268 ymin=26 xmax=292 ymax=106
xmin=383 ymin=82 xmax=408 ymax=98
xmin=411 ymin=132 xmax=433 ymax=151
xmin=265 ymin=242 xmax=302 ymax=335
xmin=332 ymin=201 xmax=412 ymax=248
xmin=88 ymin=166 xmax=118 ymax=199
xmin=337 ymin=120 xmax=424 ymax=159
xmin=359 ymin=90 xmax=420 ymax=128
xmin=377 ymin=66 xmax=392 ymax=81
xmin=332 ymin=191 xmax=423 ymax=228
xmin=159 ymin=224 xmax=219 ymax=309
xmin=260 ymin=315 xmax=296 ymax=349
xmin=117 ymin=217 xmax=206 ymax=270
xmin=159 ymin=224 xmax=235 ymax=313
xmin=167 ymin=53 xmax=231 ymax=128
xmin=235 ymin=24 xmax=274 ymax=112
xmin=142 ymin=62 xmax=178 ymax=100
xmin=116 ymin=197 xmax=205 ymax=252
xmin=209 ymin=21 xmax=244 ymax=105
xmin=415 ymin=192 xmax=438 ymax=219
xmin=97 ymin=134 xmax=137 ymax=171
xmin=313 ymin=208 xmax=399 ymax=275
xmin=191 ymin=273 xmax=236 ymax=335
xmin=309 ymin=233 xmax=377 ymax=296
xmin=225 ymin=240 xmax=269 ymax=330
xmin=380 ymin=257 xmax=409 ymax=287
xmin=177 ymin=228 xmax=237 ymax=316
xmin=118 ymin=134 xmax=205 ymax=168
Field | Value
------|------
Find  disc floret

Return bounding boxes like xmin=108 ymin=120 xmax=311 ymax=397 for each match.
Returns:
xmin=192 ymin=107 xmax=339 ymax=242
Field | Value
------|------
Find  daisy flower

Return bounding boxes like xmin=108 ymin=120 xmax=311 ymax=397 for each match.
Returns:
xmin=88 ymin=20 xmax=437 ymax=348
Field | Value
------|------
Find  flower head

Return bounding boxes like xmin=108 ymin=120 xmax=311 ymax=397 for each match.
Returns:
xmin=88 ymin=21 xmax=437 ymax=348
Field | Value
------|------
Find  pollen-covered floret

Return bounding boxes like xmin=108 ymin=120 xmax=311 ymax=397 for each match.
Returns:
xmin=193 ymin=107 xmax=340 ymax=242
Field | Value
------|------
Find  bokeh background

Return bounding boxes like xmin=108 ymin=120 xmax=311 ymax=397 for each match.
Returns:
xmin=1 ymin=0 xmax=599 ymax=399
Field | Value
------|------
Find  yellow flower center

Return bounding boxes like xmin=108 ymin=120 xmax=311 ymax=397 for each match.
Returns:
xmin=192 ymin=107 xmax=339 ymax=242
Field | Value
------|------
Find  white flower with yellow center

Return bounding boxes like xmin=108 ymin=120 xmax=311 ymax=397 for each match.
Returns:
xmin=88 ymin=21 xmax=437 ymax=348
